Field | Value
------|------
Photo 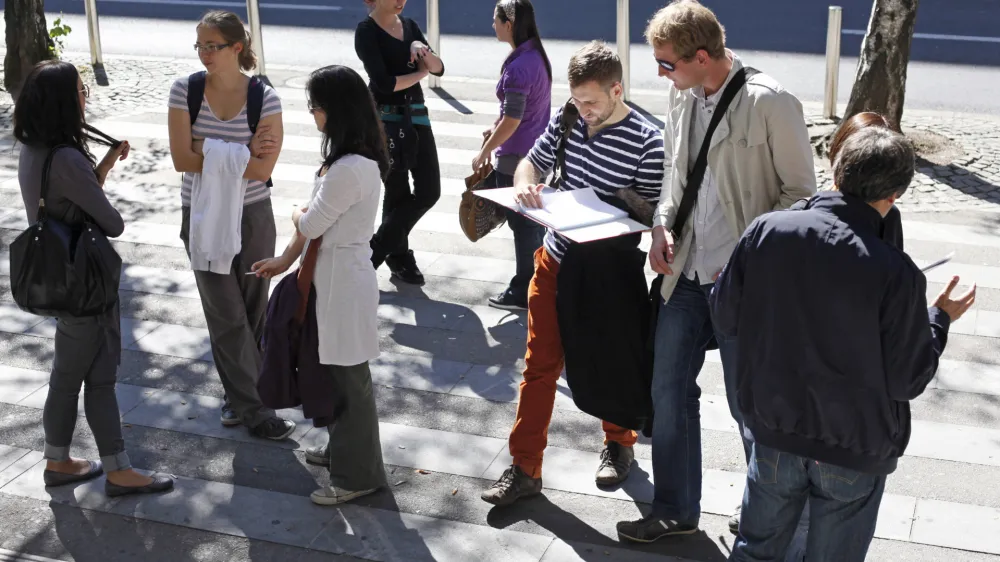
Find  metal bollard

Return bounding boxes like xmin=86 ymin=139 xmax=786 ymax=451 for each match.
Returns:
xmin=617 ymin=0 xmax=630 ymax=101
xmin=83 ymin=0 xmax=104 ymax=66
xmin=427 ymin=0 xmax=441 ymax=88
xmin=824 ymin=6 xmax=843 ymax=119
xmin=246 ymin=0 xmax=266 ymax=76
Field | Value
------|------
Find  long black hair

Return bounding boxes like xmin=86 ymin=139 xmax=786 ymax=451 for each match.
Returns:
xmin=496 ymin=0 xmax=552 ymax=81
xmin=307 ymin=65 xmax=390 ymax=179
xmin=13 ymin=60 xmax=96 ymax=165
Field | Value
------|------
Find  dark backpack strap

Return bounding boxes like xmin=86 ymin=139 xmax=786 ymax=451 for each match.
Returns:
xmin=552 ymin=99 xmax=580 ymax=186
xmin=38 ymin=145 xmax=69 ymax=217
xmin=246 ymin=76 xmax=273 ymax=188
xmin=187 ymin=71 xmax=207 ymax=126
xmin=671 ymin=66 xmax=759 ymax=239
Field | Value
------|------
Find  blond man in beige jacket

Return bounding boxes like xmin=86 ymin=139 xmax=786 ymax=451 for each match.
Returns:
xmin=617 ymin=0 xmax=816 ymax=545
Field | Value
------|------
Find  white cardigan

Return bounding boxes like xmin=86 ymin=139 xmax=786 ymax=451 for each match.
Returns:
xmin=297 ymin=154 xmax=382 ymax=366
xmin=189 ymin=139 xmax=251 ymax=274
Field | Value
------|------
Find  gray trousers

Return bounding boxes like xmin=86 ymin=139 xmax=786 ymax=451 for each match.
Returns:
xmin=180 ymin=199 xmax=276 ymax=428
xmin=44 ymin=304 xmax=131 ymax=472
xmin=325 ymin=362 xmax=387 ymax=492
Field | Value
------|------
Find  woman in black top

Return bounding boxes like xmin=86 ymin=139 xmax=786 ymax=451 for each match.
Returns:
xmin=356 ymin=0 xmax=445 ymax=285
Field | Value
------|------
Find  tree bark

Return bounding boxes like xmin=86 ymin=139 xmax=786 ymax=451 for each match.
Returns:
xmin=843 ymin=0 xmax=919 ymax=129
xmin=4 ymin=0 xmax=52 ymax=96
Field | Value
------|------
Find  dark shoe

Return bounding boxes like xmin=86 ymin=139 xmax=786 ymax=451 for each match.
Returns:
xmin=386 ymin=251 xmax=425 ymax=286
xmin=220 ymin=406 xmax=241 ymax=427
xmin=617 ymin=515 xmax=699 ymax=543
xmin=105 ymin=473 xmax=174 ymax=498
xmin=488 ymin=290 xmax=528 ymax=311
xmin=43 ymin=460 xmax=104 ymax=487
xmin=481 ymin=465 xmax=542 ymax=507
xmin=595 ymin=442 xmax=635 ymax=487
xmin=729 ymin=504 xmax=741 ymax=534
xmin=305 ymin=444 xmax=329 ymax=466
xmin=250 ymin=417 xmax=296 ymax=441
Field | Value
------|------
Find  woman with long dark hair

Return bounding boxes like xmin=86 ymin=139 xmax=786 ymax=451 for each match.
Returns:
xmin=252 ymin=65 xmax=389 ymax=506
xmin=475 ymin=0 xmax=553 ymax=310
xmin=167 ymin=10 xmax=295 ymax=440
xmin=14 ymin=60 xmax=173 ymax=497
xmin=356 ymin=0 xmax=446 ymax=285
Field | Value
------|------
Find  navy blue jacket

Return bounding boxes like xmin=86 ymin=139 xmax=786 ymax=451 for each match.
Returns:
xmin=710 ymin=191 xmax=950 ymax=475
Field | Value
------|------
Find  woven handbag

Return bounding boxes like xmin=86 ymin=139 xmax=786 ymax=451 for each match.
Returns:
xmin=459 ymin=135 xmax=507 ymax=242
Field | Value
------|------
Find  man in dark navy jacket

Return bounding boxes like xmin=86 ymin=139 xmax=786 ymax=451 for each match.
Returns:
xmin=710 ymin=127 xmax=977 ymax=562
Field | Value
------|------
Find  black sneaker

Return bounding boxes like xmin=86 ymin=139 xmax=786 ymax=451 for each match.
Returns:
xmin=481 ymin=465 xmax=542 ymax=506
xmin=595 ymin=442 xmax=635 ymax=487
xmin=488 ymin=290 xmax=527 ymax=311
xmin=617 ymin=515 xmax=699 ymax=543
xmin=249 ymin=417 xmax=296 ymax=441
xmin=386 ymin=250 xmax=425 ymax=286
xmin=220 ymin=406 xmax=241 ymax=427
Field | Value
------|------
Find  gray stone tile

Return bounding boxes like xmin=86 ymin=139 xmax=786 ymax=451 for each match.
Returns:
xmin=369 ymin=353 xmax=472 ymax=394
xmin=0 ymin=365 xmax=49 ymax=404
xmin=379 ymin=422 xmax=506 ymax=479
xmin=975 ymin=310 xmax=1000 ymax=338
xmin=483 ymin=446 xmax=655 ymax=504
xmin=423 ymin=254 xmax=516 ymax=284
xmin=540 ymin=540 xmax=692 ymax=561
xmin=121 ymin=264 xmax=198 ymax=299
xmin=0 ymin=209 xmax=27 ymax=230
xmin=0 ymin=256 xmax=8 ymax=277
xmin=120 ymin=388 xmax=312 ymax=447
xmin=906 ymin=419 xmax=1000 ymax=467
xmin=308 ymin=504 xmax=553 ymax=562
xmin=949 ymin=308 xmax=978 ymax=336
xmin=117 ymin=221 xmax=184 ymax=249
xmin=17 ymin=382 xmax=154 ymax=416
xmin=0 ymin=303 xmax=45 ymax=335
xmin=0 ymin=445 xmax=30 ymax=474
xmin=449 ymin=364 xmax=578 ymax=412
xmin=26 ymin=316 xmax=162 ymax=347
xmin=128 ymin=323 xmax=213 ymax=361
xmin=0 ymin=458 xmax=122 ymax=511
xmin=109 ymin=474 xmax=334 ymax=549
xmin=0 ymin=451 xmax=43 ymax=491
xmin=876 ymin=494 xmax=917 ymax=542
xmin=929 ymin=358 xmax=1000 ymax=397
xmin=701 ymin=469 xmax=744 ymax=517
xmin=911 ymin=499 xmax=1000 ymax=555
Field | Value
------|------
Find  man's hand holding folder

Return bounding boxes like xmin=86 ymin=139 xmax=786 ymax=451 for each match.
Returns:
xmin=514 ymin=183 xmax=547 ymax=210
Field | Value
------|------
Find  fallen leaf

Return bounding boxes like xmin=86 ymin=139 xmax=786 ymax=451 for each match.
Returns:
xmin=181 ymin=401 xmax=187 ymax=405
xmin=398 ymin=445 xmax=406 ymax=449
xmin=253 ymin=468 xmax=259 ymax=473
xmin=187 ymin=416 xmax=197 ymax=420
xmin=123 ymin=424 xmax=132 ymax=428
xmin=451 ymin=489 xmax=458 ymax=496
xmin=416 ymin=469 xmax=430 ymax=475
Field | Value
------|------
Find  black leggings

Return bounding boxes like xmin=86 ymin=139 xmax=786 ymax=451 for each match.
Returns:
xmin=371 ymin=124 xmax=441 ymax=265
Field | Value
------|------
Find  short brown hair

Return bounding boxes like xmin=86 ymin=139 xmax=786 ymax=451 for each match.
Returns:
xmin=567 ymin=41 xmax=623 ymax=89
xmin=828 ymin=112 xmax=896 ymax=165
xmin=644 ymin=0 xmax=726 ymax=60
xmin=198 ymin=11 xmax=257 ymax=72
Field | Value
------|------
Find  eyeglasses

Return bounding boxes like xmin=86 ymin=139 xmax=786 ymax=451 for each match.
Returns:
xmin=307 ymin=101 xmax=318 ymax=115
xmin=194 ymin=43 xmax=232 ymax=54
xmin=79 ymin=85 xmax=90 ymax=98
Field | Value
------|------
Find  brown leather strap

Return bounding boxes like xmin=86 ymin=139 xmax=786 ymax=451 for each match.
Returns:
xmin=294 ymin=235 xmax=322 ymax=323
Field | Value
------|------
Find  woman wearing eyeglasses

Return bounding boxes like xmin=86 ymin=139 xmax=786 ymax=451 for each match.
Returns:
xmin=14 ymin=60 xmax=174 ymax=497
xmin=356 ymin=0 xmax=445 ymax=285
xmin=167 ymin=10 xmax=295 ymax=440
xmin=475 ymin=0 xmax=552 ymax=311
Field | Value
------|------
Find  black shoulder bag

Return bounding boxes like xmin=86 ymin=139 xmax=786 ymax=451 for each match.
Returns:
xmin=9 ymin=145 xmax=123 ymax=318
xmin=669 ymin=67 xmax=757 ymax=239
xmin=549 ymin=99 xmax=580 ymax=189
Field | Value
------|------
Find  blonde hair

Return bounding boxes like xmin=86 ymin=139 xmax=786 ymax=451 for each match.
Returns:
xmin=644 ymin=0 xmax=726 ymax=60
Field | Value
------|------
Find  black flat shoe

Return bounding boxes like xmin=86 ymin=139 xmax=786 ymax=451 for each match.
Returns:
xmin=43 ymin=460 xmax=104 ymax=487
xmin=105 ymin=473 xmax=175 ymax=498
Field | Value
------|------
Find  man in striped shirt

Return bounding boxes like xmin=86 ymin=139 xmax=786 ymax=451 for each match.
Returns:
xmin=482 ymin=41 xmax=665 ymax=507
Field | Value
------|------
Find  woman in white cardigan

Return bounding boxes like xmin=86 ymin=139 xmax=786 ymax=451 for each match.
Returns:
xmin=252 ymin=65 xmax=388 ymax=506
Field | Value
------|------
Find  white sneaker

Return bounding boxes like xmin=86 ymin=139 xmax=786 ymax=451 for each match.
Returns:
xmin=310 ymin=485 xmax=377 ymax=506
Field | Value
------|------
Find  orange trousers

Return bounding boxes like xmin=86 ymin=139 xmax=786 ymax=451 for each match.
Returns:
xmin=509 ymin=247 xmax=638 ymax=478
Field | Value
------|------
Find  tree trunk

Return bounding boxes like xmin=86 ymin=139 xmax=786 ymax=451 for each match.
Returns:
xmin=843 ymin=0 xmax=919 ymax=129
xmin=4 ymin=0 xmax=52 ymax=96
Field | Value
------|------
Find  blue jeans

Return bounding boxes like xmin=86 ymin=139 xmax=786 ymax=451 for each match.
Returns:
xmin=650 ymin=274 xmax=749 ymax=523
xmin=731 ymin=443 xmax=886 ymax=562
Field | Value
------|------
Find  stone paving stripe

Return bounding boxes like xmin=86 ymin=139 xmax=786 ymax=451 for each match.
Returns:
xmin=911 ymin=499 xmax=1000 ymax=556
xmin=128 ymin=323 xmax=214 ymax=361
xmin=0 ymin=446 xmax=31 ymax=476
xmin=0 ymin=366 xmax=50 ymax=404
xmin=380 ymin=423 xmax=506 ymax=479
xmin=0 ymin=546 xmax=69 ymax=562
xmin=904 ymin=220 xmax=1000 ymax=249
xmin=538 ymin=541 xmax=697 ymax=562
xmin=16 ymin=382 xmax=154 ymax=417
xmin=369 ymin=353 xmax=473 ymax=394
xmin=0 ymin=458 xmax=555 ymax=562
xmin=0 ymin=303 xmax=47 ymax=335
xmin=0 ymin=452 xmax=43 ymax=492
xmin=448 ymin=364 xmax=579 ymax=412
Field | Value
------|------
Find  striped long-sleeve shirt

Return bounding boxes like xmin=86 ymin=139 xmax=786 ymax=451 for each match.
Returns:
xmin=168 ymin=76 xmax=282 ymax=207
xmin=526 ymin=107 xmax=665 ymax=262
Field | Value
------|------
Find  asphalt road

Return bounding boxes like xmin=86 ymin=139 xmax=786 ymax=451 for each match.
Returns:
xmin=14 ymin=0 xmax=1000 ymax=66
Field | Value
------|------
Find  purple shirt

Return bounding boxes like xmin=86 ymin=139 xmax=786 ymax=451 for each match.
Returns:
xmin=495 ymin=40 xmax=552 ymax=158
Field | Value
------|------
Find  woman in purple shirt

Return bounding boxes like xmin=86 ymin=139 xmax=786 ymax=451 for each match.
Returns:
xmin=472 ymin=0 xmax=553 ymax=311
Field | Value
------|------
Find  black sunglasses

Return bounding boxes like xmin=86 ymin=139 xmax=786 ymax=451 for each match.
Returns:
xmin=656 ymin=47 xmax=706 ymax=72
